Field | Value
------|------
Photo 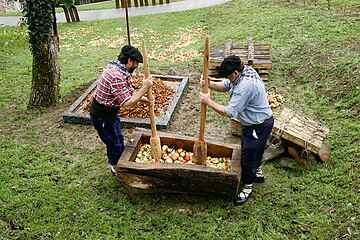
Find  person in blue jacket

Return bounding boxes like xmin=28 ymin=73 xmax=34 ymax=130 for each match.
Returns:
xmin=200 ymin=55 xmax=274 ymax=205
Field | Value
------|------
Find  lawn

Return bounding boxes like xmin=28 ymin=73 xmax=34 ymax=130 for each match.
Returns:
xmin=0 ymin=0 xmax=359 ymax=239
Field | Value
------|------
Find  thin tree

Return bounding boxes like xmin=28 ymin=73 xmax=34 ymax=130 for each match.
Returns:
xmin=23 ymin=0 xmax=60 ymax=108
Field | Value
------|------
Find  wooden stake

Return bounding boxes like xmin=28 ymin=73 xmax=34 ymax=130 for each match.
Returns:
xmin=193 ymin=35 xmax=210 ymax=165
xmin=141 ymin=40 xmax=162 ymax=160
xmin=125 ymin=0 xmax=130 ymax=45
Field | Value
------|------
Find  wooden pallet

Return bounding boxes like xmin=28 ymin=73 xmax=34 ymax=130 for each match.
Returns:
xmin=209 ymin=38 xmax=271 ymax=81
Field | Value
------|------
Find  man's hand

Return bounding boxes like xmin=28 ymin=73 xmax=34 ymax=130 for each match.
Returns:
xmin=200 ymin=92 xmax=211 ymax=105
xmin=140 ymin=95 xmax=155 ymax=106
xmin=200 ymin=74 xmax=211 ymax=88
xmin=142 ymin=76 xmax=153 ymax=91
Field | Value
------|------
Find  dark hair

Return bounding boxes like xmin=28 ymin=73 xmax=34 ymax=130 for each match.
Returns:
xmin=118 ymin=53 xmax=130 ymax=64
xmin=239 ymin=60 xmax=245 ymax=72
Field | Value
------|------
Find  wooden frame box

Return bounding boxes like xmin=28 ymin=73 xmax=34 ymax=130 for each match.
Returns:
xmin=116 ymin=128 xmax=242 ymax=198
xmin=63 ymin=75 xmax=189 ymax=129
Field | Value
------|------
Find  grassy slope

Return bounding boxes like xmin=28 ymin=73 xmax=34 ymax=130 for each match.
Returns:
xmin=0 ymin=0 xmax=359 ymax=239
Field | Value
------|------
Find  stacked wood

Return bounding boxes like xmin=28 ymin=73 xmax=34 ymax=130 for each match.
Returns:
xmin=272 ymin=107 xmax=330 ymax=163
xmin=116 ymin=128 xmax=241 ymax=197
xmin=209 ymin=37 xmax=271 ymax=81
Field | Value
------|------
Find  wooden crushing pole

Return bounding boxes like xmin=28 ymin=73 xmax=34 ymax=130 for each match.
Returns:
xmin=141 ymin=40 xmax=162 ymax=160
xmin=192 ymin=35 xmax=210 ymax=165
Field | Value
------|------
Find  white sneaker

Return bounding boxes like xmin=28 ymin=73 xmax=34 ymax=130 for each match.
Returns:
xmin=255 ymin=166 xmax=265 ymax=183
xmin=110 ymin=165 xmax=116 ymax=176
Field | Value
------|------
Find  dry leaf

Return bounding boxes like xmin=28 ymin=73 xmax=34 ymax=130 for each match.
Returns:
xmin=10 ymin=184 xmax=20 ymax=189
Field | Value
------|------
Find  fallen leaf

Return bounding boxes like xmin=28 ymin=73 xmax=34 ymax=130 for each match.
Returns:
xmin=187 ymin=208 xmax=193 ymax=216
xmin=10 ymin=219 xmax=18 ymax=230
xmin=302 ymin=226 xmax=311 ymax=233
xmin=19 ymin=173 xmax=28 ymax=179
xmin=178 ymin=209 xmax=186 ymax=214
xmin=10 ymin=184 xmax=20 ymax=189
xmin=328 ymin=207 xmax=336 ymax=213
xmin=0 ymin=219 xmax=9 ymax=228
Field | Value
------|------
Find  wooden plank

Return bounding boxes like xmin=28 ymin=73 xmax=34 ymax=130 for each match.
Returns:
xmin=258 ymin=69 xmax=268 ymax=74
xmin=121 ymin=0 xmax=125 ymax=8
xmin=159 ymin=0 xmax=163 ymax=4
xmin=117 ymin=162 xmax=239 ymax=196
xmin=247 ymin=37 xmax=254 ymax=66
xmin=140 ymin=0 xmax=144 ymax=6
xmin=230 ymin=148 xmax=241 ymax=175
xmin=166 ymin=0 xmax=170 ymax=3
xmin=224 ymin=39 xmax=232 ymax=58
xmin=115 ymin=0 xmax=120 ymax=8
xmin=152 ymin=0 xmax=156 ymax=5
xmin=134 ymin=0 xmax=139 ymax=7
xmin=144 ymin=0 xmax=149 ymax=6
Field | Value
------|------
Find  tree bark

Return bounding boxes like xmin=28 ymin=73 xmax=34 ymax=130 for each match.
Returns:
xmin=29 ymin=29 xmax=60 ymax=108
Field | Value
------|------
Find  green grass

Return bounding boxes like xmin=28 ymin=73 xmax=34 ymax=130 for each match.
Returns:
xmin=0 ymin=0 xmax=359 ymax=239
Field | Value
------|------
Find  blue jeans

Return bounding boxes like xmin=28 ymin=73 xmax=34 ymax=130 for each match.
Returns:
xmin=90 ymin=114 xmax=124 ymax=166
xmin=241 ymin=117 xmax=274 ymax=184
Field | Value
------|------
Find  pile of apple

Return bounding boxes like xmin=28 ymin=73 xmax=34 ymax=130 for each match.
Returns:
xmin=135 ymin=144 xmax=231 ymax=170
xmin=267 ymin=91 xmax=285 ymax=108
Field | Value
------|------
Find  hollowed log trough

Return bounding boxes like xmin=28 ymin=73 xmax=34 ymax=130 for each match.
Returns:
xmin=116 ymin=128 xmax=242 ymax=198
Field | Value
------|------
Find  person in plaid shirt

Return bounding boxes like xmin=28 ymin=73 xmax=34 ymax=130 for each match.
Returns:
xmin=89 ymin=45 xmax=153 ymax=175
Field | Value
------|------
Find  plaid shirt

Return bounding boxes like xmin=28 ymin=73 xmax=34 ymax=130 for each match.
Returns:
xmin=94 ymin=61 xmax=134 ymax=108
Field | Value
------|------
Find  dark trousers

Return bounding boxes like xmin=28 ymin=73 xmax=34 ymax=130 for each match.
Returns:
xmin=241 ymin=117 xmax=274 ymax=184
xmin=90 ymin=114 xmax=124 ymax=166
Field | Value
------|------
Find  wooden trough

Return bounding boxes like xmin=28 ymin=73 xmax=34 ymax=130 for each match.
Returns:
xmin=63 ymin=75 xmax=189 ymax=129
xmin=209 ymin=37 xmax=272 ymax=81
xmin=116 ymin=128 xmax=241 ymax=197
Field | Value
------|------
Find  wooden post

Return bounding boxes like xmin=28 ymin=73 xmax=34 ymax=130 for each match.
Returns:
xmin=247 ymin=37 xmax=254 ymax=66
xmin=134 ymin=0 xmax=139 ymax=7
xmin=144 ymin=0 xmax=149 ymax=6
xmin=224 ymin=38 xmax=232 ymax=58
xmin=115 ymin=0 xmax=120 ymax=8
xmin=152 ymin=0 xmax=156 ymax=5
xmin=61 ymin=5 xmax=71 ymax=23
xmin=125 ymin=0 xmax=130 ymax=45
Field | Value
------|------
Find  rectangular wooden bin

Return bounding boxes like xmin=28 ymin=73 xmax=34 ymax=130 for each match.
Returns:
xmin=63 ymin=75 xmax=189 ymax=129
xmin=116 ymin=128 xmax=242 ymax=198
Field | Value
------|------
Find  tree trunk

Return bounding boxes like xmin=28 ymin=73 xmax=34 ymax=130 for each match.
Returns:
xmin=29 ymin=29 xmax=60 ymax=108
